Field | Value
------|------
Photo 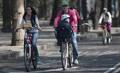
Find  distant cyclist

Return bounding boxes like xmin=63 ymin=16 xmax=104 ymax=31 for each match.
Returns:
xmin=21 ymin=6 xmax=42 ymax=62
xmin=98 ymin=8 xmax=112 ymax=35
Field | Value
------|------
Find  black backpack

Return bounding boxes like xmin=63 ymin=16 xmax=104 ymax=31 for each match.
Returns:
xmin=56 ymin=20 xmax=72 ymax=41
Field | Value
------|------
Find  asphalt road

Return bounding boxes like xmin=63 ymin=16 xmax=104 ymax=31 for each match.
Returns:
xmin=0 ymin=33 xmax=120 ymax=73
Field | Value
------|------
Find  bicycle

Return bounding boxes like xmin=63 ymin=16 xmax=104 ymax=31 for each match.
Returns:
xmin=60 ymin=39 xmax=72 ymax=70
xmin=100 ymin=23 xmax=111 ymax=45
xmin=16 ymin=24 xmax=38 ymax=72
xmin=56 ymin=26 xmax=73 ymax=70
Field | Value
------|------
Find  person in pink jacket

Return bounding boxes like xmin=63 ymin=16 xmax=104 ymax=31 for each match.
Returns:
xmin=54 ymin=4 xmax=80 ymax=65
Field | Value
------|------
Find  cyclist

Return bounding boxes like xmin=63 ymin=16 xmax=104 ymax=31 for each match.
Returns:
xmin=54 ymin=4 xmax=80 ymax=65
xmin=98 ymin=8 xmax=112 ymax=38
xmin=56 ymin=13 xmax=71 ymax=45
xmin=21 ymin=6 xmax=41 ymax=62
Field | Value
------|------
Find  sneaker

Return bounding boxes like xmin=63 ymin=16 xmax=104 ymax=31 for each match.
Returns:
xmin=73 ymin=59 xmax=79 ymax=65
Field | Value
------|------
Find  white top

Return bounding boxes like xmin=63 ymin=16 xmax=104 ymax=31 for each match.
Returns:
xmin=98 ymin=12 xmax=112 ymax=24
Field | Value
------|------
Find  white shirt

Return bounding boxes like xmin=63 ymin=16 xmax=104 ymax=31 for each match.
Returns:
xmin=98 ymin=12 xmax=112 ymax=24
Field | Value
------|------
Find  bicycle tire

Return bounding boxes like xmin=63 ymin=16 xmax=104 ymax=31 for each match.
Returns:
xmin=68 ymin=43 xmax=72 ymax=67
xmin=107 ymin=37 xmax=111 ymax=44
xmin=61 ymin=42 xmax=68 ymax=70
xmin=102 ymin=29 xmax=107 ymax=45
xmin=24 ymin=44 xmax=31 ymax=72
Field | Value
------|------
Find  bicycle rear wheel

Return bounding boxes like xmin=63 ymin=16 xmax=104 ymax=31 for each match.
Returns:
xmin=61 ymin=42 xmax=68 ymax=70
xmin=24 ymin=44 xmax=32 ymax=72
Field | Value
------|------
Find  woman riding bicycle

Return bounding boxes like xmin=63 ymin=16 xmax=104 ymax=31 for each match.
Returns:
xmin=98 ymin=8 xmax=112 ymax=34
xmin=98 ymin=8 xmax=112 ymax=44
xmin=21 ymin=5 xmax=41 ymax=62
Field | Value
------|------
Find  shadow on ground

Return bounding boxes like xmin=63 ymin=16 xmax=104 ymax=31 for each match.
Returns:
xmin=0 ymin=53 xmax=119 ymax=73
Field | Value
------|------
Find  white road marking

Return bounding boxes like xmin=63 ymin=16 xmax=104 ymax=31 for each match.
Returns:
xmin=113 ymin=68 xmax=120 ymax=73
xmin=104 ymin=62 xmax=120 ymax=73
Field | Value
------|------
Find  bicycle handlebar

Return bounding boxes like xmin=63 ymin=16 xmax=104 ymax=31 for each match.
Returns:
xmin=15 ymin=23 xmax=32 ymax=31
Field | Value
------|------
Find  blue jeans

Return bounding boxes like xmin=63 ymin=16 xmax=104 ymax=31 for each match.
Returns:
xmin=31 ymin=30 xmax=39 ymax=57
xmin=27 ymin=28 xmax=39 ymax=57
xmin=71 ymin=32 xmax=78 ymax=60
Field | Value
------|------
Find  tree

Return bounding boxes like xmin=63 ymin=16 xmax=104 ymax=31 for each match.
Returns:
xmin=25 ymin=0 xmax=53 ymax=20
xmin=81 ymin=0 xmax=89 ymax=21
xmin=49 ymin=0 xmax=61 ymax=25
xmin=2 ymin=0 xmax=12 ymax=32
xmin=11 ymin=0 xmax=24 ymax=46
xmin=50 ymin=0 xmax=69 ymax=25
xmin=94 ymin=0 xmax=102 ymax=29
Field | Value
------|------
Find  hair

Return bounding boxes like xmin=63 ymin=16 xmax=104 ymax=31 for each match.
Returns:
xmin=62 ymin=4 xmax=69 ymax=8
xmin=62 ymin=4 xmax=69 ymax=14
xmin=105 ymin=12 xmax=109 ymax=17
xmin=23 ymin=5 xmax=37 ymax=19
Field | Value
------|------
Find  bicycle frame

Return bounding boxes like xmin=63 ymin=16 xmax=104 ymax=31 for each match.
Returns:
xmin=60 ymin=37 xmax=72 ymax=70
xmin=101 ymin=23 xmax=111 ymax=45
xmin=24 ymin=30 xmax=37 ymax=72
xmin=24 ymin=31 xmax=32 ymax=72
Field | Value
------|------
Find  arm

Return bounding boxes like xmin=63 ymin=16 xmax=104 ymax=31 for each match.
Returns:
xmin=54 ymin=11 xmax=62 ymax=28
xmin=98 ymin=13 xmax=103 ymax=24
xmin=69 ymin=9 xmax=78 ymax=26
xmin=107 ymin=12 xmax=112 ymax=23
xmin=75 ymin=9 xmax=80 ymax=21
xmin=35 ymin=15 xmax=42 ymax=31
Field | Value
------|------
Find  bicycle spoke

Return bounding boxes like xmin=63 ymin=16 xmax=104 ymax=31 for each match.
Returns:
xmin=61 ymin=42 xmax=68 ymax=70
xmin=24 ymin=44 xmax=31 ymax=72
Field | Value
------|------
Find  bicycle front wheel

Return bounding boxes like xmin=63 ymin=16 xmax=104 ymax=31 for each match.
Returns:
xmin=68 ymin=43 xmax=72 ymax=67
xmin=61 ymin=42 xmax=68 ymax=70
xmin=102 ymin=29 xmax=107 ymax=45
xmin=24 ymin=44 xmax=32 ymax=72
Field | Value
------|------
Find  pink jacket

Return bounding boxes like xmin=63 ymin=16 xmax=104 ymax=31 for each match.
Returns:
xmin=54 ymin=9 xmax=80 ymax=32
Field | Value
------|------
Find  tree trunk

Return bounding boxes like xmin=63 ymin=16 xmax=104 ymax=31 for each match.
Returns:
xmin=45 ymin=0 xmax=53 ymax=20
xmin=104 ymin=0 xmax=108 ymax=8
xmin=2 ymin=0 xmax=12 ymax=32
xmin=119 ymin=0 xmax=120 ymax=26
xmin=95 ymin=0 xmax=102 ymax=29
xmin=50 ymin=0 xmax=70 ymax=25
xmin=81 ymin=0 xmax=89 ymax=21
xmin=49 ymin=0 xmax=61 ymax=25
xmin=11 ymin=0 xmax=24 ymax=46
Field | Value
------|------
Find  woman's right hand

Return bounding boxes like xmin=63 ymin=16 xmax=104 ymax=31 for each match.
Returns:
xmin=38 ymin=27 xmax=42 ymax=31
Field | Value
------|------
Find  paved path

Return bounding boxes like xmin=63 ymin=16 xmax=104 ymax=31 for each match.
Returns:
xmin=0 ymin=27 xmax=120 ymax=73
